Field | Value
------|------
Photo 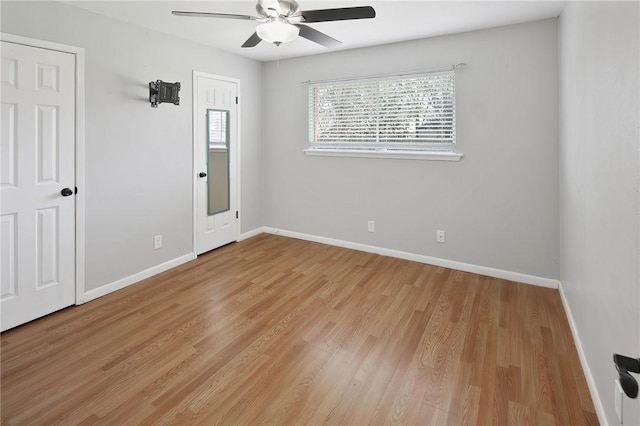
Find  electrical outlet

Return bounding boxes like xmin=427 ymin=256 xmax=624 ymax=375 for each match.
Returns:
xmin=154 ymin=235 xmax=162 ymax=250
xmin=368 ymin=221 xmax=375 ymax=233
xmin=436 ymin=230 xmax=446 ymax=243
xmin=615 ymin=379 xmax=624 ymax=423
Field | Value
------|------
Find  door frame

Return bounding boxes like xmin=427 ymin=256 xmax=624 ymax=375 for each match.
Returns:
xmin=192 ymin=71 xmax=241 ymax=254
xmin=1 ymin=33 xmax=86 ymax=304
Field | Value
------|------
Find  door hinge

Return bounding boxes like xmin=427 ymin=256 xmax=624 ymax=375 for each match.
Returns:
xmin=235 ymin=96 xmax=238 ymax=104
xmin=236 ymin=211 xmax=238 ymax=219
xmin=75 ymin=186 xmax=78 ymax=194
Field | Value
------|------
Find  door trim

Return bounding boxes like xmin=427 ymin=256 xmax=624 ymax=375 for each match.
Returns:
xmin=192 ymin=71 xmax=241 ymax=255
xmin=0 ymin=33 xmax=86 ymax=304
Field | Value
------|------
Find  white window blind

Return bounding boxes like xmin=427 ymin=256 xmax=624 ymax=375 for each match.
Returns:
xmin=308 ymin=71 xmax=456 ymax=152
xmin=208 ymin=109 xmax=228 ymax=150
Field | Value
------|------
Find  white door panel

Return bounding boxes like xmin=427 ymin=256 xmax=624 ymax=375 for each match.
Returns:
xmin=195 ymin=73 xmax=238 ymax=255
xmin=1 ymin=41 xmax=76 ymax=331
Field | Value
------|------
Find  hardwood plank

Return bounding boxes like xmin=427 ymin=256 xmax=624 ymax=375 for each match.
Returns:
xmin=0 ymin=234 xmax=598 ymax=425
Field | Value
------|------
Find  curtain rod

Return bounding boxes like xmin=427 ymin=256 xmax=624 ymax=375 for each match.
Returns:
xmin=301 ymin=63 xmax=467 ymax=85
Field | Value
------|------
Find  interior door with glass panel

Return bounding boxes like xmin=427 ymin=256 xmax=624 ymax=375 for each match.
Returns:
xmin=194 ymin=73 xmax=237 ymax=255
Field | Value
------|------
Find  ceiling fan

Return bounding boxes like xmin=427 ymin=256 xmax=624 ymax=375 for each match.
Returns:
xmin=172 ymin=0 xmax=376 ymax=48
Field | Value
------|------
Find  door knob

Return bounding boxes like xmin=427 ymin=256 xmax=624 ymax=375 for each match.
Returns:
xmin=199 ymin=172 xmax=207 ymax=178
xmin=60 ymin=187 xmax=74 ymax=197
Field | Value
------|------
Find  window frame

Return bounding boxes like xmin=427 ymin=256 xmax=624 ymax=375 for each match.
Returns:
xmin=306 ymin=71 xmax=462 ymax=161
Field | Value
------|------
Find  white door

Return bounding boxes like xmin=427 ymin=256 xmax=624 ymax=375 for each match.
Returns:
xmin=1 ymin=41 xmax=76 ymax=331
xmin=194 ymin=73 xmax=238 ymax=255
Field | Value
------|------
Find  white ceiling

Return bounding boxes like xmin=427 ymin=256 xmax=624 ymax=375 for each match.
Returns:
xmin=64 ymin=0 xmax=565 ymax=62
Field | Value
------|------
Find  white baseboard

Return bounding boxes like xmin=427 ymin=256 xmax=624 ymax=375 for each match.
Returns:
xmin=558 ymin=282 xmax=607 ymax=425
xmin=260 ymin=227 xmax=559 ymax=289
xmin=238 ymin=227 xmax=265 ymax=241
xmin=80 ymin=253 xmax=196 ymax=303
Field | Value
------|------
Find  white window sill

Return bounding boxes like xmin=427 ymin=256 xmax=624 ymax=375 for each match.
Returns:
xmin=303 ymin=148 xmax=463 ymax=161
xmin=209 ymin=147 xmax=228 ymax=153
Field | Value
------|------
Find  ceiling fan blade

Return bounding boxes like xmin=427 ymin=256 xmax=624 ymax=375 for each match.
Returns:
xmin=296 ymin=24 xmax=341 ymax=48
xmin=242 ymin=32 xmax=263 ymax=48
xmin=300 ymin=6 xmax=375 ymax=23
xmin=172 ymin=11 xmax=257 ymax=21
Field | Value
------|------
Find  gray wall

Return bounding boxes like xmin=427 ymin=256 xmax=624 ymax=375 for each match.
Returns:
xmin=559 ymin=2 xmax=640 ymax=425
xmin=1 ymin=1 xmax=264 ymax=292
xmin=263 ymin=18 xmax=559 ymax=279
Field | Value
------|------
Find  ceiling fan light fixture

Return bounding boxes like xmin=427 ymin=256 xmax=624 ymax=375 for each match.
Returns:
xmin=256 ymin=19 xmax=299 ymax=46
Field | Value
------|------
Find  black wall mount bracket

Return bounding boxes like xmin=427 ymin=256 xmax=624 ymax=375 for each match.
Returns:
xmin=614 ymin=353 xmax=640 ymax=398
xmin=149 ymin=80 xmax=180 ymax=108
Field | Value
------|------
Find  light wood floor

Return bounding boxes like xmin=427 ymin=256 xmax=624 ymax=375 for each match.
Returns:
xmin=1 ymin=234 xmax=597 ymax=425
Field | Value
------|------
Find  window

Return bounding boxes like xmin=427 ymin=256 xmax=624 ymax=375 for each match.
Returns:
xmin=307 ymin=71 xmax=461 ymax=160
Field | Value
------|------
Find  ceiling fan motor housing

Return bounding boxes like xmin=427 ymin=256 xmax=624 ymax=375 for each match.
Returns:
xmin=256 ymin=0 xmax=300 ymax=18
